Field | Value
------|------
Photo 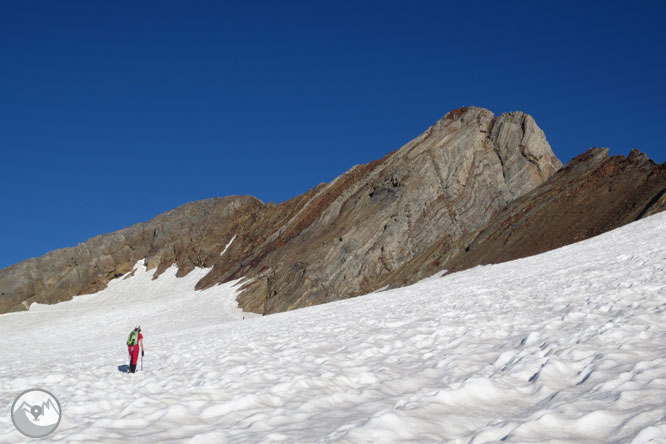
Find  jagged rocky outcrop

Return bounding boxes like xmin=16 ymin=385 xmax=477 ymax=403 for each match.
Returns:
xmin=0 ymin=106 xmax=561 ymax=314
xmin=0 ymin=197 xmax=266 ymax=313
xmin=5 ymin=103 xmax=662 ymax=316
xmin=227 ymin=108 xmax=562 ymax=312
xmin=386 ymin=147 xmax=666 ymax=288
xmin=6 ymin=106 xmax=666 ymax=317
xmin=12 ymin=105 xmax=665 ymax=317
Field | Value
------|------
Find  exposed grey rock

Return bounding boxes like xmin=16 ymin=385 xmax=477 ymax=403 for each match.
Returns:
xmin=386 ymin=147 xmax=666 ymax=289
xmin=0 ymin=106 xmax=562 ymax=315
xmin=229 ymin=107 xmax=561 ymax=312
xmin=489 ymin=112 xmax=562 ymax=199
xmin=0 ymin=196 xmax=265 ymax=313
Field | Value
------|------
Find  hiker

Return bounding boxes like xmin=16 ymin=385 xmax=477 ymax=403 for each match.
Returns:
xmin=127 ymin=326 xmax=144 ymax=373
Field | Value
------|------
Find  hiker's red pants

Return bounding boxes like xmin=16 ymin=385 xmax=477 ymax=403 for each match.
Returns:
xmin=128 ymin=345 xmax=140 ymax=365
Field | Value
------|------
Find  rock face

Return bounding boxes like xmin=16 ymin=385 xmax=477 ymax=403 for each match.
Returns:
xmin=225 ymin=107 xmax=561 ymax=312
xmin=490 ymin=112 xmax=561 ymax=198
xmin=0 ymin=197 xmax=266 ymax=313
xmin=5 ymin=105 xmax=662 ymax=317
xmin=5 ymin=106 xmax=665 ymax=317
xmin=386 ymin=147 xmax=666 ymax=288
xmin=0 ymin=105 xmax=587 ymax=315
xmin=1 ymin=107 xmax=561 ymax=314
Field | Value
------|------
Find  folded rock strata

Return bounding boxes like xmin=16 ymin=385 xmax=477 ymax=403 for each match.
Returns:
xmin=9 ymin=106 xmax=661 ymax=316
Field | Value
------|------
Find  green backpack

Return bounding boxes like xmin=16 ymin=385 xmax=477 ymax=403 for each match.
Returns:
xmin=127 ymin=330 xmax=140 ymax=346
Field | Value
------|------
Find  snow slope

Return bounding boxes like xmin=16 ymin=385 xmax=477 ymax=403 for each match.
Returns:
xmin=1 ymin=212 xmax=666 ymax=443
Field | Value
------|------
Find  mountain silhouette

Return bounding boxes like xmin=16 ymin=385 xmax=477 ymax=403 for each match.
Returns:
xmin=12 ymin=398 xmax=60 ymax=438
xmin=16 ymin=397 xmax=60 ymax=418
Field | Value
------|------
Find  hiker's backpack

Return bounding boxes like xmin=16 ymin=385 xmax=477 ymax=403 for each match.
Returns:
xmin=127 ymin=330 xmax=139 ymax=346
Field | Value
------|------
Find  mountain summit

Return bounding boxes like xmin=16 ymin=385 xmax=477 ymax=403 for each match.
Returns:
xmin=2 ymin=106 xmax=664 ymax=315
xmin=231 ymin=107 xmax=561 ymax=312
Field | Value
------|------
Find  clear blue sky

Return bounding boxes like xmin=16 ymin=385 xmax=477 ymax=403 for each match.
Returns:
xmin=1 ymin=1 xmax=665 ymax=270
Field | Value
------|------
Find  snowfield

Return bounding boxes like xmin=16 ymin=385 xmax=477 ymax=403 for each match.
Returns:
xmin=2 ymin=212 xmax=666 ymax=444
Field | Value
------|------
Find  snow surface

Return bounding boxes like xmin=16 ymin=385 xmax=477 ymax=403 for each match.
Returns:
xmin=221 ymin=235 xmax=237 ymax=257
xmin=2 ymin=212 xmax=666 ymax=443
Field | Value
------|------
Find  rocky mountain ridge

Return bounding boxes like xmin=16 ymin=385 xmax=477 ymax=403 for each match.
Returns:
xmin=2 ymin=106 xmax=664 ymax=315
xmin=386 ymin=147 xmax=666 ymax=289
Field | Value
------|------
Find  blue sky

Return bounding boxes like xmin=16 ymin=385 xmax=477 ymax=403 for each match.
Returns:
xmin=1 ymin=1 xmax=665 ymax=270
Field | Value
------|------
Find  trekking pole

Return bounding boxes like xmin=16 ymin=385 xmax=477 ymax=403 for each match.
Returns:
xmin=141 ymin=353 xmax=143 ymax=371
